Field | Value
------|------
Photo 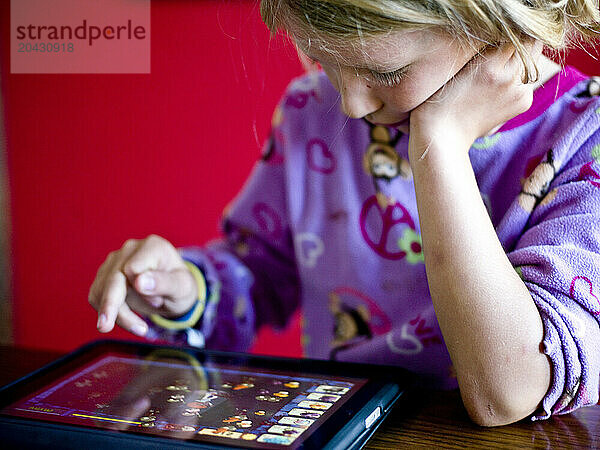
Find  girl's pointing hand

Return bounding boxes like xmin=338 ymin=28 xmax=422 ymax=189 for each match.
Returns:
xmin=88 ymin=234 xmax=198 ymax=336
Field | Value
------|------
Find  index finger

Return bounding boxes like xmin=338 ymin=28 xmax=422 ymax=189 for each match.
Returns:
xmin=97 ymin=271 xmax=128 ymax=333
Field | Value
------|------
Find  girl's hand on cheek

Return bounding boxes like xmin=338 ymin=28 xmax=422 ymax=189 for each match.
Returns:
xmin=409 ymin=41 xmax=542 ymax=157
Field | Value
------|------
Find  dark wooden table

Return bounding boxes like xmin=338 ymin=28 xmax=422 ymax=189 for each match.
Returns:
xmin=366 ymin=389 xmax=600 ymax=449
xmin=1 ymin=345 xmax=598 ymax=448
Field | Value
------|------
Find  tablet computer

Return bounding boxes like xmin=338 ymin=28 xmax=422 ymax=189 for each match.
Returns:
xmin=0 ymin=340 xmax=412 ymax=449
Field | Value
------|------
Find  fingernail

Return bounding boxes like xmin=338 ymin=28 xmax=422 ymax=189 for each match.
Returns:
xmin=132 ymin=323 xmax=148 ymax=337
xmin=97 ymin=314 xmax=107 ymax=331
xmin=138 ymin=273 xmax=155 ymax=294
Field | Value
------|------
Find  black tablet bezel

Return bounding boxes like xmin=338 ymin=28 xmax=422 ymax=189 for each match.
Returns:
xmin=0 ymin=340 xmax=412 ymax=449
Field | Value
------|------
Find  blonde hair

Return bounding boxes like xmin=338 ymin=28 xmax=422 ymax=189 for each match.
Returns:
xmin=260 ymin=0 xmax=600 ymax=82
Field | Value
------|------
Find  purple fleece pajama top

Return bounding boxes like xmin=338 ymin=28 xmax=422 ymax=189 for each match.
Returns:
xmin=148 ymin=66 xmax=600 ymax=420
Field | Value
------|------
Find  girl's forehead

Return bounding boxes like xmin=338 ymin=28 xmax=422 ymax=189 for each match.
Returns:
xmin=291 ymin=28 xmax=431 ymax=70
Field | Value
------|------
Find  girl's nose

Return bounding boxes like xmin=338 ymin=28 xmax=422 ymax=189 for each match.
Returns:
xmin=339 ymin=71 xmax=382 ymax=119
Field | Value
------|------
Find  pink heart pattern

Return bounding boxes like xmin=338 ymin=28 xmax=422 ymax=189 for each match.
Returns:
xmin=569 ymin=99 xmax=593 ymax=114
xmin=307 ymin=138 xmax=336 ymax=174
xmin=252 ymin=202 xmax=283 ymax=241
xmin=578 ymin=161 xmax=600 ymax=188
xmin=570 ymin=276 xmax=600 ymax=316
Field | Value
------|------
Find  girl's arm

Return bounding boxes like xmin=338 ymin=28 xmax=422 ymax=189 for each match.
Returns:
xmin=410 ymin=141 xmax=551 ymax=426
xmin=408 ymin=44 xmax=551 ymax=426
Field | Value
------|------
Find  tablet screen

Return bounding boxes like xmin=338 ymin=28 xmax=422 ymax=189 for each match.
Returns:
xmin=0 ymin=346 xmax=369 ymax=448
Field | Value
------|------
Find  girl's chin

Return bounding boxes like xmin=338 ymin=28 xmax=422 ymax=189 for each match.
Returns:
xmin=371 ymin=117 xmax=410 ymax=132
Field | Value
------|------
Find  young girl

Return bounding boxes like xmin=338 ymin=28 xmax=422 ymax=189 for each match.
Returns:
xmin=88 ymin=0 xmax=600 ymax=426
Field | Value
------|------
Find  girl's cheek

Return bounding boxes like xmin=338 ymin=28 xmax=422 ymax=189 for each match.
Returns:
xmin=384 ymin=73 xmax=447 ymax=113
xmin=383 ymin=86 xmax=424 ymax=114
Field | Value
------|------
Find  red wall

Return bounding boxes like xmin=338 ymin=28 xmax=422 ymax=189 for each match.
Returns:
xmin=0 ymin=0 xmax=303 ymax=353
xmin=1 ymin=1 xmax=599 ymax=354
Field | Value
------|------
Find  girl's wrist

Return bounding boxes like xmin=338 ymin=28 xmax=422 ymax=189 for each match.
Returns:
xmin=408 ymin=128 xmax=472 ymax=165
xmin=149 ymin=261 xmax=208 ymax=330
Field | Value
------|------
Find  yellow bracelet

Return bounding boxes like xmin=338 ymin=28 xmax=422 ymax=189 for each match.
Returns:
xmin=149 ymin=261 xmax=207 ymax=330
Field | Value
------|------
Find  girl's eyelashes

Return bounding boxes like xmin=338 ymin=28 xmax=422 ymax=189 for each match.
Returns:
xmin=368 ymin=67 xmax=409 ymax=87
xmin=302 ymin=52 xmax=408 ymax=88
